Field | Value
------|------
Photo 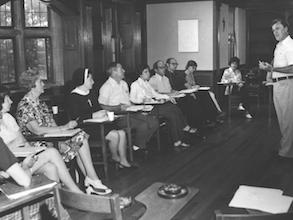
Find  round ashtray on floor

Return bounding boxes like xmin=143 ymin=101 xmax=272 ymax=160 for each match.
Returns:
xmin=157 ymin=183 xmax=188 ymax=199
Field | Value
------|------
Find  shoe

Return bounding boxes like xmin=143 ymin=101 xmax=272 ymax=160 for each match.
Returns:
xmin=180 ymin=142 xmax=190 ymax=148
xmin=86 ymin=185 xmax=112 ymax=195
xmin=183 ymin=126 xmax=198 ymax=134
xmin=237 ymin=103 xmax=245 ymax=111
xmin=133 ymin=145 xmax=140 ymax=151
xmin=118 ymin=162 xmax=139 ymax=169
xmin=119 ymin=197 xmax=132 ymax=209
xmin=84 ymin=177 xmax=112 ymax=195
xmin=245 ymin=113 xmax=252 ymax=119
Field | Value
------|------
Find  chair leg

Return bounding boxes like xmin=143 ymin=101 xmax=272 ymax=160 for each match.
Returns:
xmin=156 ymin=129 xmax=161 ymax=152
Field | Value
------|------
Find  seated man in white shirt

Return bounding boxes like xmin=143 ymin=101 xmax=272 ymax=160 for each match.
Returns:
xmin=149 ymin=60 xmax=205 ymax=133
xmin=130 ymin=64 xmax=199 ymax=150
xmin=98 ymin=62 xmax=159 ymax=150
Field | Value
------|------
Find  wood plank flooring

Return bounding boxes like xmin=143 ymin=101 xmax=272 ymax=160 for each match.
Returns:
xmin=100 ymin=111 xmax=293 ymax=220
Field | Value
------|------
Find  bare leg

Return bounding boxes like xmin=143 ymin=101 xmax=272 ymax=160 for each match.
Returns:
xmin=77 ymin=139 xmax=100 ymax=181
xmin=106 ymin=130 xmax=120 ymax=162
xmin=117 ymin=130 xmax=130 ymax=167
xmin=33 ymin=148 xmax=82 ymax=193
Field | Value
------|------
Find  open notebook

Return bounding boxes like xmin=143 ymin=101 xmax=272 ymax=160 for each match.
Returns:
xmin=0 ymin=174 xmax=57 ymax=200
xmin=229 ymin=185 xmax=293 ymax=214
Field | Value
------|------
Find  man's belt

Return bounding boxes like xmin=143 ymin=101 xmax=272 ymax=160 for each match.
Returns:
xmin=272 ymin=75 xmax=293 ymax=83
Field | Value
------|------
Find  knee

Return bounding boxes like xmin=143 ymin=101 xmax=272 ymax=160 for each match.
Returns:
xmin=42 ymin=163 xmax=59 ymax=182
xmin=45 ymin=147 xmax=59 ymax=157
xmin=118 ymin=130 xmax=126 ymax=139
xmin=106 ymin=130 xmax=119 ymax=141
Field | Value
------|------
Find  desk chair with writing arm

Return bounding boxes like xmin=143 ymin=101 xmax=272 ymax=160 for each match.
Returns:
xmin=59 ymin=187 xmax=122 ymax=220
xmin=214 ymin=210 xmax=293 ymax=220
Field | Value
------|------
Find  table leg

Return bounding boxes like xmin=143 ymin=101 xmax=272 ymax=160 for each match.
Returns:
xmin=127 ymin=113 xmax=133 ymax=162
xmin=228 ymin=93 xmax=231 ymax=121
xmin=53 ymin=186 xmax=62 ymax=220
xmin=100 ymin=124 xmax=109 ymax=179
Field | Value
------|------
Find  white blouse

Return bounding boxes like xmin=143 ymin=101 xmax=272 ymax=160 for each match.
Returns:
xmin=130 ymin=78 xmax=169 ymax=104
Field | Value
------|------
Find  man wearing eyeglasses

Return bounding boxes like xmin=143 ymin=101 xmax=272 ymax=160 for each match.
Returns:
xmin=165 ymin=58 xmax=186 ymax=91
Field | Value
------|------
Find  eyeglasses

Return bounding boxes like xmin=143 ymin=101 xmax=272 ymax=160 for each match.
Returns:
xmin=170 ymin=63 xmax=178 ymax=66
xmin=158 ymin=66 xmax=165 ymax=69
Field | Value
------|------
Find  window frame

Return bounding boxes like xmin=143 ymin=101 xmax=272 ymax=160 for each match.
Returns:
xmin=0 ymin=0 xmax=53 ymax=86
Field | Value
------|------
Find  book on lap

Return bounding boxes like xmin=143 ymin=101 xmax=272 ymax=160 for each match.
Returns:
xmin=0 ymin=174 xmax=57 ymax=200
xmin=43 ymin=128 xmax=81 ymax=138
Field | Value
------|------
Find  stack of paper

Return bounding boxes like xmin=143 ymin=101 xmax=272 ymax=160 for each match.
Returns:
xmin=0 ymin=175 xmax=57 ymax=199
xmin=229 ymin=185 xmax=293 ymax=214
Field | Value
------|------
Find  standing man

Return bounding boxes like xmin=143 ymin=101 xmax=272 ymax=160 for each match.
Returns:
xmin=99 ymin=62 xmax=159 ymax=150
xmin=259 ymin=18 xmax=293 ymax=158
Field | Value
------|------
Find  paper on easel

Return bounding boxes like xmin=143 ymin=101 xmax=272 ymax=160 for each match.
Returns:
xmin=229 ymin=185 xmax=293 ymax=214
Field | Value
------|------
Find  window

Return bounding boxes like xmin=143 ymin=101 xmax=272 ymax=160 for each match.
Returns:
xmin=25 ymin=38 xmax=51 ymax=80
xmin=0 ymin=0 xmax=53 ymax=85
xmin=0 ymin=2 xmax=12 ymax=27
xmin=24 ymin=0 xmax=48 ymax=27
xmin=0 ymin=39 xmax=15 ymax=83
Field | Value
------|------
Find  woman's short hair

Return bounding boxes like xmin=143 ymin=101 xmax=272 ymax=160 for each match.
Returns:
xmin=152 ymin=60 xmax=163 ymax=70
xmin=185 ymin=60 xmax=197 ymax=70
xmin=18 ymin=68 xmax=41 ymax=91
xmin=228 ymin=56 xmax=240 ymax=66
xmin=136 ymin=64 xmax=150 ymax=77
xmin=72 ymin=67 xmax=92 ymax=87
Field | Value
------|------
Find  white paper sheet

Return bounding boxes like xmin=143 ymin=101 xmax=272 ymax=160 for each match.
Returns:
xmin=229 ymin=185 xmax=293 ymax=214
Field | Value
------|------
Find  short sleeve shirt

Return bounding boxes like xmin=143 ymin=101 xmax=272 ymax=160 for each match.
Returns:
xmin=0 ymin=113 xmax=20 ymax=144
xmin=0 ymin=138 xmax=17 ymax=171
xmin=98 ymin=77 xmax=131 ymax=106
xmin=273 ymin=35 xmax=293 ymax=78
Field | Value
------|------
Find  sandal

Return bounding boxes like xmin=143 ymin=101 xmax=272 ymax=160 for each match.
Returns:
xmin=183 ymin=126 xmax=198 ymax=134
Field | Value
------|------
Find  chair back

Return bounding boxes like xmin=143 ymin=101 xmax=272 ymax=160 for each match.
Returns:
xmin=215 ymin=210 xmax=293 ymax=220
xmin=59 ymin=188 xmax=122 ymax=220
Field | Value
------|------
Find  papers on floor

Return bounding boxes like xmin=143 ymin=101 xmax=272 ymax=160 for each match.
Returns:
xmin=0 ymin=174 xmax=57 ymax=200
xmin=229 ymin=185 xmax=293 ymax=214
xmin=10 ymin=145 xmax=46 ymax=157
xmin=43 ymin=128 xmax=81 ymax=138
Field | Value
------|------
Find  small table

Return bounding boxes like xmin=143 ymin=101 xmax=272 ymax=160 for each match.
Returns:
xmin=0 ymin=175 xmax=61 ymax=220
xmin=135 ymin=182 xmax=199 ymax=220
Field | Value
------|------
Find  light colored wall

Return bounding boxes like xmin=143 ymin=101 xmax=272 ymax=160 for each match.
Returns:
xmin=146 ymin=1 xmax=214 ymax=70
xmin=235 ymin=7 xmax=246 ymax=64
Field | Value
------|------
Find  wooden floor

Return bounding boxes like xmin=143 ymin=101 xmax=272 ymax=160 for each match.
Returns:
xmin=100 ymin=108 xmax=293 ymax=220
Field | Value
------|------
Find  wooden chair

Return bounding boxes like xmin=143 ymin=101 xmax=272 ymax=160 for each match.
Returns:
xmin=59 ymin=187 xmax=122 ymax=220
xmin=214 ymin=210 xmax=293 ymax=220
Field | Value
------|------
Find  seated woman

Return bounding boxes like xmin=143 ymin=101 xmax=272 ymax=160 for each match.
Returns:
xmin=221 ymin=57 xmax=252 ymax=119
xmin=16 ymin=68 xmax=111 ymax=195
xmin=130 ymin=64 xmax=197 ymax=150
xmin=68 ymin=68 xmax=132 ymax=168
xmin=184 ymin=60 xmax=224 ymax=123
xmin=0 ymin=90 xmax=84 ymax=194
